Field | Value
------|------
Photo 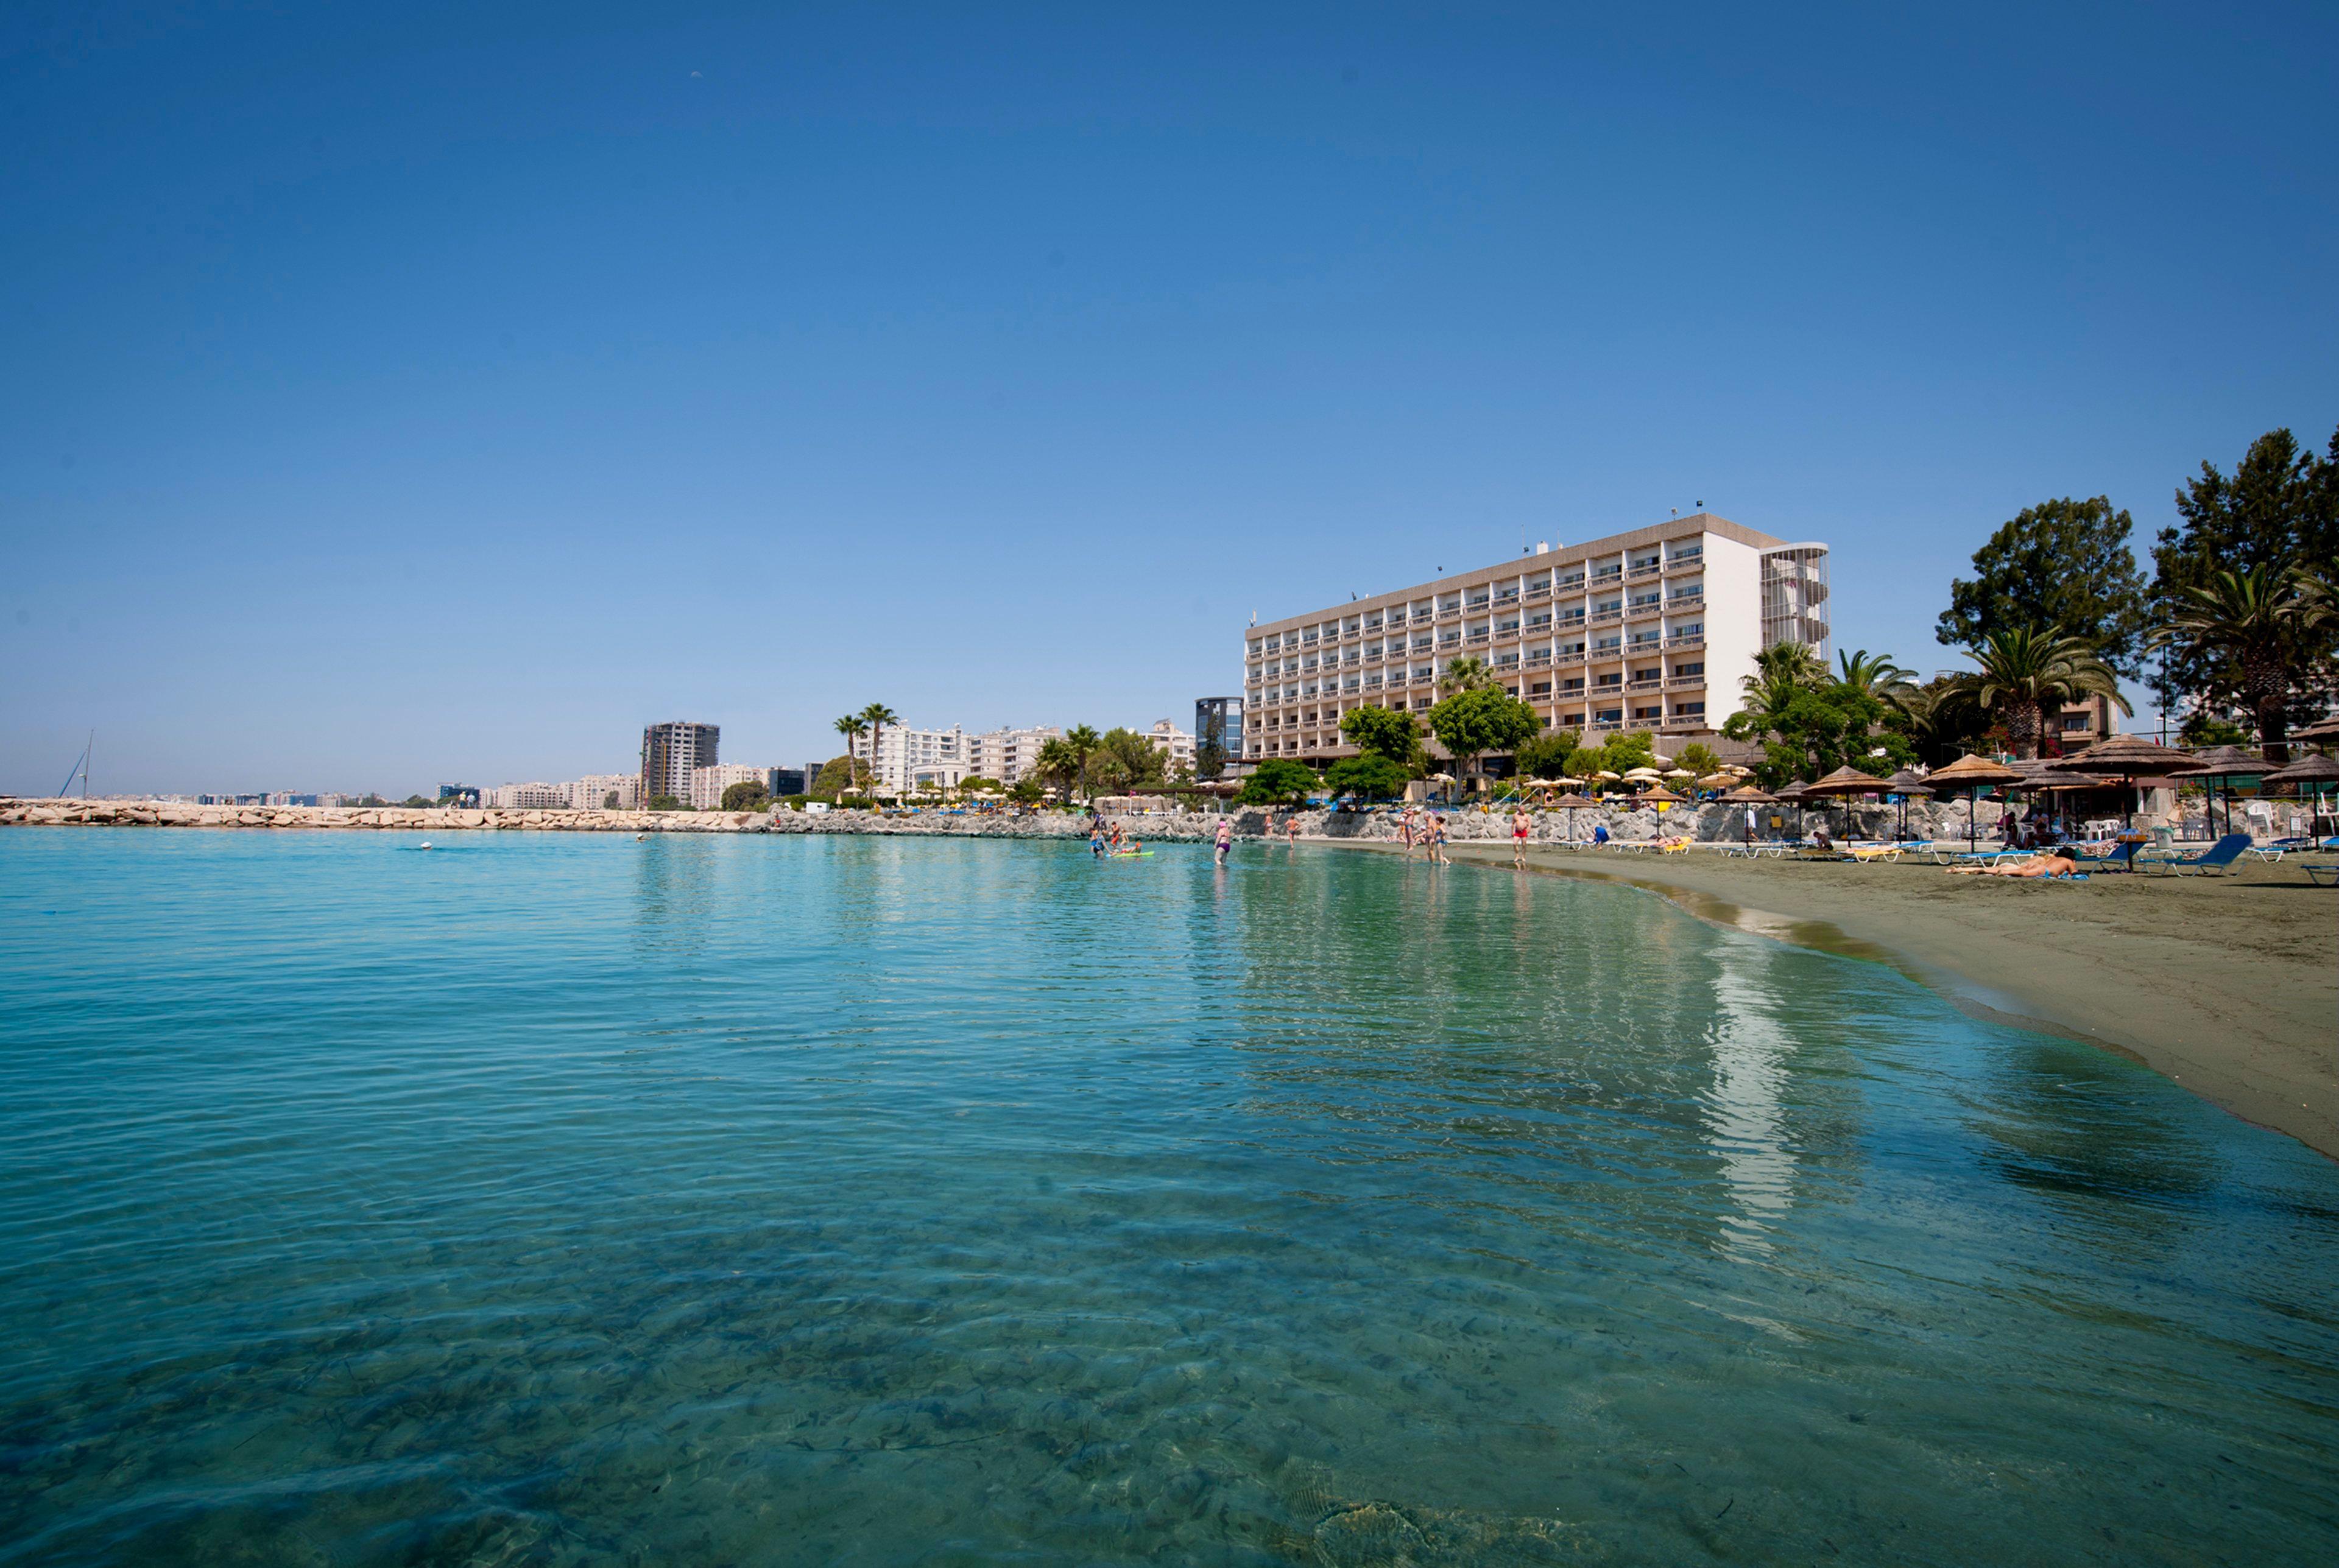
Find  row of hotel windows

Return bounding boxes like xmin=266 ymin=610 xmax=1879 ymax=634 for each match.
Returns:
xmin=1246 ymin=547 xmax=1708 ymax=655
xmin=1249 ymin=625 xmax=1705 ymax=684
xmin=1251 ymin=586 xmax=1706 ymax=658
xmin=1244 ymin=699 xmax=1709 ymax=754
xmin=1252 ymin=642 xmax=1707 ymax=694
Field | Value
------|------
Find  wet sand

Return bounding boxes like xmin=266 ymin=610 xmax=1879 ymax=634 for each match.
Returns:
xmin=1346 ymin=838 xmax=2339 ymax=1161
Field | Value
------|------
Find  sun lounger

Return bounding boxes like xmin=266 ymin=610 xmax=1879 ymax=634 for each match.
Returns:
xmin=1847 ymin=845 xmax=1904 ymax=863
xmin=2303 ymin=863 xmax=2338 ymax=887
xmin=2138 ymin=833 xmax=2253 ymax=877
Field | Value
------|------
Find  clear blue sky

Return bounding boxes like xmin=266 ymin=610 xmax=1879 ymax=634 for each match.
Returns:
xmin=4 ymin=2 xmax=2333 ymax=795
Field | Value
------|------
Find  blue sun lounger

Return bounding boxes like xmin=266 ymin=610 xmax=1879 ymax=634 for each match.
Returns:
xmin=2139 ymin=834 xmax=2253 ymax=876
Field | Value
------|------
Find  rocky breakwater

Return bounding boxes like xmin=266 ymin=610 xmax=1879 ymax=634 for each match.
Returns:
xmin=2 ymin=795 xmax=1986 ymax=845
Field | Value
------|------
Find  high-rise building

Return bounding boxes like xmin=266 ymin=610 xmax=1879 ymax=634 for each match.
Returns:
xmin=641 ymin=722 xmax=718 ymax=805
xmin=1241 ymin=513 xmax=1829 ymax=767
xmin=767 ymin=767 xmax=809 ymax=797
xmin=1193 ymin=698 xmax=1243 ymax=776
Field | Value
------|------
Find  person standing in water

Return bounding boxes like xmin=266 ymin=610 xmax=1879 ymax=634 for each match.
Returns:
xmin=1285 ymin=812 xmax=1299 ymax=848
xmin=1511 ymin=805 xmax=1532 ymax=868
xmin=1399 ymin=806 xmax=1416 ymax=858
xmin=1214 ymin=816 xmax=1233 ymax=863
xmin=1430 ymin=812 xmax=1450 ymax=864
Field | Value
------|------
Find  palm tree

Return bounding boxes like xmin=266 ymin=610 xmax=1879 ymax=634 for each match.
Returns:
xmin=1837 ymin=649 xmax=1918 ymax=712
xmin=833 ymin=714 xmax=869 ymax=792
xmin=1062 ymin=724 xmax=1102 ymax=801
xmin=2152 ymin=563 xmax=2334 ymax=761
xmin=858 ymin=703 xmax=900 ymax=798
xmin=1734 ymin=640 xmax=1825 ymax=726
xmin=1946 ymin=626 xmax=2129 ymax=760
xmin=1032 ymin=737 xmax=1081 ymax=798
xmin=1436 ymin=655 xmax=1499 ymax=697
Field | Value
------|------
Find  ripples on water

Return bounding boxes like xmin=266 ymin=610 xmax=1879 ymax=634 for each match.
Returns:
xmin=1 ymin=829 xmax=2334 ymax=1565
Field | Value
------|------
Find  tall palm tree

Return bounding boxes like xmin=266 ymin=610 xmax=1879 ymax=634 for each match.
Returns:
xmin=1062 ymin=724 xmax=1102 ymax=801
xmin=1837 ymin=649 xmax=1919 ymax=712
xmin=1734 ymin=640 xmax=1826 ymax=724
xmin=1946 ymin=626 xmax=2129 ymax=760
xmin=858 ymin=703 xmax=900 ymax=796
xmin=833 ymin=714 xmax=868 ymax=792
xmin=2152 ymin=563 xmax=2334 ymax=761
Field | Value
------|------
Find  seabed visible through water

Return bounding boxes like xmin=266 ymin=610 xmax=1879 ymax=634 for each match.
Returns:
xmin=1 ymin=829 xmax=2334 ymax=1564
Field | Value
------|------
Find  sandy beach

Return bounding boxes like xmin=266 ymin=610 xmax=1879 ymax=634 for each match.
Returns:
xmin=1358 ymin=840 xmax=2338 ymax=1161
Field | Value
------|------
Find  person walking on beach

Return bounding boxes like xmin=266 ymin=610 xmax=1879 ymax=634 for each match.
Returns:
xmin=1214 ymin=817 xmax=1233 ymax=863
xmin=1399 ymin=806 xmax=1417 ymax=858
xmin=1744 ymin=803 xmax=1757 ymax=846
xmin=1511 ymin=806 xmax=1532 ymax=868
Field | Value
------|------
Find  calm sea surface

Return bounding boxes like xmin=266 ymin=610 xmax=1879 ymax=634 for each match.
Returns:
xmin=1 ymin=829 xmax=2335 ymax=1566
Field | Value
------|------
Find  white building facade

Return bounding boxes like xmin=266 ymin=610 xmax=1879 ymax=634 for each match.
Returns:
xmin=485 ymin=782 xmax=569 ymax=809
xmin=567 ymin=774 xmax=639 ymax=811
xmin=1242 ymin=513 xmax=1829 ymax=766
xmin=850 ymin=724 xmax=968 ymax=792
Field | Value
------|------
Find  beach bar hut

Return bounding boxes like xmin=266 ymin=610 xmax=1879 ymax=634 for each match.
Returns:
xmin=1928 ymin=753 xmax=2025 ymax=851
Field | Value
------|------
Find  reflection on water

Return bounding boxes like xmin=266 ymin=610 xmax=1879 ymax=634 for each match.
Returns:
xmin=1701 ymin=957 xmax=1798 ymax=1257
xmin=0 ymin=829 xmax=2335 ymax=1566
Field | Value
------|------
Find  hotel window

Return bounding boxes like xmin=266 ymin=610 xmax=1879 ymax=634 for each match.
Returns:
xmin=1673 ymin=662 xmax=1704 ymax=678
xmin=1562 ymin=677 xmax=1585 ymax=691
xmin=1673 ymin=701 xmax=1707 ymax=718
xmin=1559 ymin=711 xmax=1584 ymax=726
xmin=1634 ymin=705 xmax=1663 ymax=720
xmin=1529 ymin=680 xmax=1552 ymax=695
xmin=1596 ymin=673 xmax=1622 ymax=687
xmin=1595 ymin=707 xmax=1623 ymax=723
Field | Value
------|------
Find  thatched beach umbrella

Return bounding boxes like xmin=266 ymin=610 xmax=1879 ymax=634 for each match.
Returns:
xmin=1801 ymin=764 xmax=1888 ymax=840
xmin=2188 ymin=744 xmax=2271 ymax=839
xmin=2049 ymin=734 xmax=2205 ymax=833
xmin=2291 ymin=714 xmax=2339 ymax=745
xmin=2261 ymin=751 xmax=2339 ymax=835
xmin=1928 ymin=753 xmax=2025 ymax=851
xmin=1551 ymin=790 xmax=1597 ymax=842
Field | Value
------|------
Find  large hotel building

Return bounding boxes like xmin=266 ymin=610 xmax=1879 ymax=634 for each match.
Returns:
xmin=1243 ymin=513 xmax=1828 ymax=767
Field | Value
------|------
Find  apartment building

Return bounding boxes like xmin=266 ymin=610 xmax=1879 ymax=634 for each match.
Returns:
xmin=1194 ymin=697 xmax=1243 ymax=774
xmin=1241 ymin=513 xmax=1829 ymax=767
xmin=567 ymin=773 xmax=639 ymax=811
xmin=960 ymin=725 xmax=1060 ymax=787
xmin=485 ymin=781 xmax=568 ymax=809
xmin=852 ymin=723 xmax=968 ymax=792
xmin=641 ymin=722 xmax=718 ymax=804
xmin=1143 ymin=719 xmax=1196 ymax=775
xmin=691 ymin=763 xmax=767 ymax=810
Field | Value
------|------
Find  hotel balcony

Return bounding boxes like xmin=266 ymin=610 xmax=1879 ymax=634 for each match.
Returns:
xmin=1494 ymin=624 xmax=1521 ymax=642
xmin=1667 ymin=589 xmax=1704 ymax=606
xmin=1410 ymin=671 xmax=1434 ymax=686
xmin=1626 ymin=677 xmax=1663 ymax=692
xmin=1555 ymin=574 xmax=1587 ymax=590
xmin=1525 ymin=583 xmax=1551 ymax=599
xmin=1364 ymin=674 xmax=1383 ymax=689
xmin=1435 ymin=605 xmax=1461 ymax=621
xmin=1525 ymin=650 xmax=1551 ymax=667
xmin=1665 ymin=675 xmax=1704 ymax=690
xmin=1591 ymin=607 xmax=1623 ymax=625
xmin=1665 ymin=547 xmax=1703 ymax=568
xmin=1665 ymin=632 xmax=1705 ymax=649
xmin=1627 ymin=562 xmax=1661 ymax=580
xmin=1590 ymin=567 xmax=1624 ymax=583
xmin=1466 ymin=631 xmax=1490 ymax=647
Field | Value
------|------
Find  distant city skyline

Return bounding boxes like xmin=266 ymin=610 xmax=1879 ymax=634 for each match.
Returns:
xmin=5 ymin=4 xmax=2335 ymax=794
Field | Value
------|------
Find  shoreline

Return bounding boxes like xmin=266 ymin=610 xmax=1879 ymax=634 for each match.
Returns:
xmin=1324 ymin=835 xmax=2337 ymax=1163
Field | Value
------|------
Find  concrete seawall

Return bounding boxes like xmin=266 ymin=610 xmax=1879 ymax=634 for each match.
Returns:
xmin=0 ymin=797 xmax=1979 ymax=844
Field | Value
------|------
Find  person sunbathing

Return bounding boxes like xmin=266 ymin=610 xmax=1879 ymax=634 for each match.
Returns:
xmin=1947 ymin=848 xmax=2083 ymax=879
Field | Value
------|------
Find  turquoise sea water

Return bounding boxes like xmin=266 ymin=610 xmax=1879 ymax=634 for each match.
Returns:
xmin=1 ymin=830 xmax=2334 ymax=1566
